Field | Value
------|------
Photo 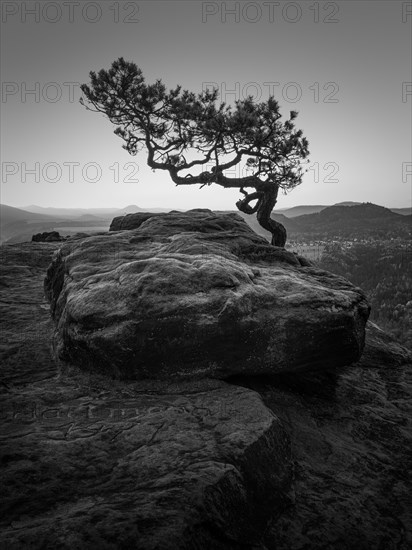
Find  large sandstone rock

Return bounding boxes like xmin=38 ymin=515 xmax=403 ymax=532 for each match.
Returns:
xmin=0 ymin=242 xmax=292 ymax=549
xmin=44 ymin=210 xmax=370 ymax=379
xmin=109 ymin=211 xmax=164 ymax=231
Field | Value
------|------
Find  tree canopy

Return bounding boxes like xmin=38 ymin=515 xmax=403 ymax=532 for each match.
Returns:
xmin=80 ymin=57 xmax=310 ymax=246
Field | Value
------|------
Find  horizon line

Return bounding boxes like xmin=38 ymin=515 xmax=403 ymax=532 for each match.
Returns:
xmin=1 ymin=201 xmax=411 ymax=211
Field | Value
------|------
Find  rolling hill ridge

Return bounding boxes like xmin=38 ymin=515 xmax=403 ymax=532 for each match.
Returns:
xmin=1 ymin=202 xmax=411 ymax=244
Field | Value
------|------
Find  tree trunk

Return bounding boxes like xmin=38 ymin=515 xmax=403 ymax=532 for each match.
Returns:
xmin=236 ymin=185 xmax=287 ymax=247
xmin=256 ymin=187 xmax=287 ymax=247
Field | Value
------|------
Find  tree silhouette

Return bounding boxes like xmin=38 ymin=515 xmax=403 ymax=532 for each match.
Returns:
xmin=80 ymin=57 xmax=310 ymax=246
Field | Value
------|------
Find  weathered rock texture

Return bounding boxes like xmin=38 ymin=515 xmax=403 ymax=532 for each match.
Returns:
xmin=1 ymin=243 xmax=291 ymax=549
xmin=109 ymin=211 xmax=164 ymax=231
xmin=1 ymin=242 xmax=411 ymax=549
xmin=0 ymin=242 xmax=60 ymax=385
xmin=45 ymin=210 xmax=370 ymax=380
xmin=231 ymin=322 xmax=412 ymax=550
xmin=1 ymin=379 xmax=291 ymax=550
xmin=32 ymin=231 xmax=65 ymax=242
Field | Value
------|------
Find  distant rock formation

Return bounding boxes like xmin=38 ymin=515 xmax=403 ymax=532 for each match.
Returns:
xmin=45 ymin=210 xmax=370 ymax=380
xmin=32 ymin=230 xmax=65 ymax=242
xmin=109 ymin=211 xmax=164 ymax=231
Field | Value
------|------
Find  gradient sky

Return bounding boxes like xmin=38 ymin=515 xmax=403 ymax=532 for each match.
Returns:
xmin=1 ymin=0 xmax=411 ymax=210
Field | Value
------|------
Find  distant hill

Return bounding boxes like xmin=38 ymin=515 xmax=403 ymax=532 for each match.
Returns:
xmin=1 ymin=204 xmax=57 ymax=225
xmin=274 ymin=205 xmax=327 ymax=217
xmin=290 ymin=203 xmax=411 ymax=240
xmin=1 ymin=204 xmax=172 ymax=244
xmin=0 ymin=205 xmax=63 ymax=244
xmin=2 ymin=202 xmax=411 ymax=244
xmin=275 ymin=202 xmax=408 ymax=218
xmin=334 ymin=201 xmax=362 ymax=207
xmin=239 ymin=202 xmax=411 ymax=243
xmin=23 ymin=204 xmax=169 ymax=218
xmin=274 ymin=202 xmax=362 ymax=218
xmin=391 ymin=208 xmax=411 ymax=216
xmin=1 ymin=205 xmax=112 ymax=244
xmin=24 ymin=205 xmax=84 ymax=218
xmin=24 ymin=205 xmax=138 ymax=218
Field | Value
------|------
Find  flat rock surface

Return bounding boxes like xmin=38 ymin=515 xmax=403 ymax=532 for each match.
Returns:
xmin=0 ymin=243 xmax=291 ymax=550
xmin=45 ymin=210 xmax=370 ymax=379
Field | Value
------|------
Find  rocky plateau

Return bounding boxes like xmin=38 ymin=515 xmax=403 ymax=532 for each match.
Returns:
xmin=0 ymin=210 xmax=411 ymax=549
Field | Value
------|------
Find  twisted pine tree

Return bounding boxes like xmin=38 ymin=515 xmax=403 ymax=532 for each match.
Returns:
xmin=80 ymin=57 xmax=310 ymax=247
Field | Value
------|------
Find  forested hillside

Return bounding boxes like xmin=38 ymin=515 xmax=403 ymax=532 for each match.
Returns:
xmin=319 ymin=243 xmax=412 ymax=348
xmin=290 ymin=203 xmax=411 ymax=240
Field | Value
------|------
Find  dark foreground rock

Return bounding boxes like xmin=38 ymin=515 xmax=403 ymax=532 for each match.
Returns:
xmin=32 ymin=231 xmax=65 ymax=242
xmin=0 ymin=242 xmax=61 ymax=385
xmin=0 ymin=242 xmax=411 ymax=549
xmin=230 ymin=322 xmax=412 ymax=550
xmin=1 ymin=243 xmax=291 ymax=549
xmin=1 ymin=378 xmax=291 ymax=550
xmin=45 ymin=210 xmax=369 ymax=380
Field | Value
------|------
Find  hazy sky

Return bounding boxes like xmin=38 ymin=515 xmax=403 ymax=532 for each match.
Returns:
xmin=1 ymin=0 xmax=411 ymax=210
